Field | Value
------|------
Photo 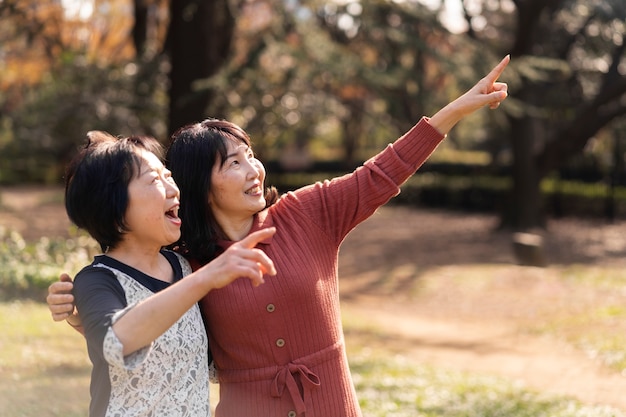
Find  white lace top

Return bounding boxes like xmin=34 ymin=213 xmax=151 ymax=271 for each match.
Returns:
xmin=73 ymin=250 xmax=211 ymax=417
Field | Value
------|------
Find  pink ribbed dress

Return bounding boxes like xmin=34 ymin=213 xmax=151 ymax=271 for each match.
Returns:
xmin=199 ymin=117 xmax=445 ymax=417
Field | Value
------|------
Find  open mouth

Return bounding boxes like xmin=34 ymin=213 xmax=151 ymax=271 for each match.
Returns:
xmin=165 ymin=206 xmax=179 ymax=220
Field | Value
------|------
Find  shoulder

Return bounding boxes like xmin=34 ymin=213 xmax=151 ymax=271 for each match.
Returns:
xmin=74 ymin=262 xmax=117 ymax=284
xmin=72 ymin=263 xmax=127 ymax=310
xmin=161 ymin=249 xmax=192 ymax=277
xmin=73 ymin=260 xmax=124 ymax=295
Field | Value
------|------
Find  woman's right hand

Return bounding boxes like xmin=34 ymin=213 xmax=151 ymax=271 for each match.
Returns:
xmin=197 ymin=227 xmax=277 ymax=289
xmin=47 ymin=273 xmax=82 ymax=327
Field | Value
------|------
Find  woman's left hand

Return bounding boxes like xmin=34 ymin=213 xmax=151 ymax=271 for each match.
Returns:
xmin=429 ymin=55 xmax=510 ymax=135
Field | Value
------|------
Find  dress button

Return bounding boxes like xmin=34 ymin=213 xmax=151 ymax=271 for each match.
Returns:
xmin=276 ymin=338 xmax=285 ymax=347
xmin=288 ymin=411 xmax=297 ymax=417
xmin=266 ymin=303 xmax=275 ymax=313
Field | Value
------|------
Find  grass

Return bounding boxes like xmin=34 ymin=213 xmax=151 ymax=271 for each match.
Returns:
xmin=4 ymin=184 xmax=626 ymax=415
xmin=2 ymin=300 xmax=625 ymax=417
xmin=537 ymin=266 xmax=626 ymax=373
xmin=0 ymin=300 xmax=90 ymax=417
xmin=2 ymin=214 xmax=626 ymax=416
xmin=350 ymin=351 xmax=625 ymax=417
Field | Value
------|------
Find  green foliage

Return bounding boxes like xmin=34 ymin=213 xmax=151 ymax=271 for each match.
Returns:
xmin=269 ymin=169 xmax=626 ymax=217
xmin=204 ymin=0 xmax=497 ymax=165
xmin=0 ymin=226 xmax=98 ymax=300
xmin=0 ymin=53 xmax=167 ymax=184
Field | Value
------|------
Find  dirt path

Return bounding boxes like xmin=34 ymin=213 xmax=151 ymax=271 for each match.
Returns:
xmin=3 ymin=186 xmax=626 ymax=411
xmin=0 ymin=186 xmax=71 ymax=241
xmin=337 ymin=206 xmax=626 ymax=411
xmin=342 ymin=302 xmax=626 ymax=410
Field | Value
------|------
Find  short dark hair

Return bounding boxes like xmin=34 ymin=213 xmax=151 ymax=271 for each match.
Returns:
xmin=166 ymin=118 xmax=278 ymax=264
xmin=64 ymin=131 xmax=164 ymax=252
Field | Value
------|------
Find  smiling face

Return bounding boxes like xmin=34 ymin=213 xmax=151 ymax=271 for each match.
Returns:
xmin=208 ymin=139 xmax=267 ymax=228
xmin=122 ymin=150 xmax=182 ymax=250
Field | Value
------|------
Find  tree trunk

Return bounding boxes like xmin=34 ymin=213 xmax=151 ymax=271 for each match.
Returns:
xmin=503 ymin=114 xmax=545 ymax=230
xmin=132 ymin=0 xmax=149 ymax=57
xmin=341 ymin=98 xmax=365 ymax=169
xmin=166 ymin=0 xmax=234 ymax=135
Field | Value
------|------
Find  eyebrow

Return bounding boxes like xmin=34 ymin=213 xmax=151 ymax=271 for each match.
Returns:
xmin=138 ymin=163 xmax=160 ymax=178
xmin=225 ymin=145 xmax=250 ymax=160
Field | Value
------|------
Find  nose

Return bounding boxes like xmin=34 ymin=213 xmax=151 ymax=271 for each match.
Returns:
xmin=166 ymin=178 xmax=180 ymax=199
xmin=245 ymin=158 xmax=263 ymax=180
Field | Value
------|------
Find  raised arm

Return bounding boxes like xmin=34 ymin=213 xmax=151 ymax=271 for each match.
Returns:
xmin=429 ymin=55 xmax=510 ymax=135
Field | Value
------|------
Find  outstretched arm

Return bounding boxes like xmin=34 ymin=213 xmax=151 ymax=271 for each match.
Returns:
xmin=108 ymin=228 xmax=276 ymax=356
xmin=429 ymin=55 xmax=510 ymax=135
xmin=49 ymin=228 xmax=278 ymax=352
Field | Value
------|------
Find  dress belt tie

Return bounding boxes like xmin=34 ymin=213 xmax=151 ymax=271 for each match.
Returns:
xmin=217 ymin=341 xmax=343 ymax=415
xmin=271 ymin=363 xmax=320 ymax=416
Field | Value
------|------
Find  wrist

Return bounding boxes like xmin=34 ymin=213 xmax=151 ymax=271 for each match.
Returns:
xmin=66 ymin=313 xmax=82 ymax=328
xmin=429 ymin=102 xmax=463 ymax=136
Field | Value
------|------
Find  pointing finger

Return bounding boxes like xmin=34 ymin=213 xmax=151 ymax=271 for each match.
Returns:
xmin=238 ymin=227 xmax=276 ymax=249
xmin=485 ymin=55 xmax=510 ymax=85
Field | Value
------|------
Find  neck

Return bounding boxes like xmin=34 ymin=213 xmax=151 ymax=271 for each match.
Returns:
xmin=105 ymin=242 xmax=172 ymax=283
xmin=217 ymin=215 xmax=255 ymax=241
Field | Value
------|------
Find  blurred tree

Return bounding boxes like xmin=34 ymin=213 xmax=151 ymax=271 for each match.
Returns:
xmin=5 ymin=0 xmax=622 ymax=222
xmin=197 ymin=0 xmax=347 ymax=165
xmin=0 ymin=0 xmax=167 ymax=183
xmin=315 ymin=0 xmax=463 ymax=165
xmin=0 ymin=0 xmax=237 ymax=182
xmin=164 ymin=0 xmax=235 ymax=135
xmin=0 ymin=0 xmax=234 ymax=182
xmin=0 ymin=0 xmax=494 ymax=182
xmin=201 ymin=0 xmax=478 ymax=169
xmin=461 ymin=0 xmax=626 ymax=229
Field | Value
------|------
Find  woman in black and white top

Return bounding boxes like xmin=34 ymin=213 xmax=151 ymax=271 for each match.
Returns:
xmin=64 ymin=131 xmax=276 ymax=417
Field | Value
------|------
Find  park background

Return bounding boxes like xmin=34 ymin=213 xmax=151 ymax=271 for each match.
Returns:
xmin=2 ymin=0 xmax=626 ymax=416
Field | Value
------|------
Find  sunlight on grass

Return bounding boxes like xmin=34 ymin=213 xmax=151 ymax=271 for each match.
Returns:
xmin=341 ymin=266 xmax=626 ymax=417
xmin=380 ymin=262 xmax=626 ymax=375
xmin=559 ymin=265 xmax=626 ymax=288
xmin=0 ymin=300 xmax=91 ymax=417
xmin=548 ymin=304 xmax=626 ymax=374
xmin=2 ymin=300 xmax=626 ymax=417
xmin=348 ymin=346 xmax=625 ymax=417
xmin=530 ymin=266 xmax=626 ymax=374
